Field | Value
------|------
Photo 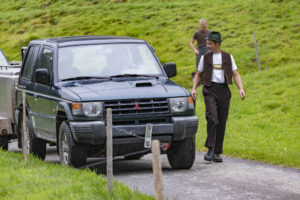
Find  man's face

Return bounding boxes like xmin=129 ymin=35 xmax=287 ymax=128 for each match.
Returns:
xmin=200 ymin=22 xmax=207 ymax=30
xmin=206 ymin=40 xmax=218 ymax=51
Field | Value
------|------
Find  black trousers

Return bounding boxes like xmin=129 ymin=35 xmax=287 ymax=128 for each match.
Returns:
xmin=202 ymin=82 xmax=231 ymax=154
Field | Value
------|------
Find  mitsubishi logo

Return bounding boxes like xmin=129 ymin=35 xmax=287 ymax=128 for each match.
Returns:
xmin=133 ymin=103 xmax=141 ymax=110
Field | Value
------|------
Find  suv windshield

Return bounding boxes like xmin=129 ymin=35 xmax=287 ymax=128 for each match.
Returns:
xmin=58 ymin=43 xmax=163 ymax=80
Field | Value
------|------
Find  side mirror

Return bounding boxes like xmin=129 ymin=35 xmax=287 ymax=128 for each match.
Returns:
xmin=35 ymin=68 xmax=50 ymax=85
xmin=164 ymin=63 xmax=177 ymax=78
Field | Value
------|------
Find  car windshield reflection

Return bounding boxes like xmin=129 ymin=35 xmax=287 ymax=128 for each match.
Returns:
xmin=58 ymin=43 xmax=162 ymax=81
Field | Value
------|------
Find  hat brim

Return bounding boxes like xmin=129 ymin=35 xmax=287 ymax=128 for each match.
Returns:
xmin=205 ymin=37 xmax=223 ymax=43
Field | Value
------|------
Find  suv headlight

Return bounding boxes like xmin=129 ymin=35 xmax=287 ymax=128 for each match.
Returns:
xmin=83 ymin=102 xmax=103 ymax=117
xmin=170 ymin=97 xmax=195 ymax=113
xmin=170 ymin=97 xmax=188 ymax=112
xmin=72 ymin=102 xmax=103 ymax=117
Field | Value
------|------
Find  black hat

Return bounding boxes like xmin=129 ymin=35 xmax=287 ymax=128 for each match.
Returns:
xmin=205 ymin=31 xmax=223 ymax=43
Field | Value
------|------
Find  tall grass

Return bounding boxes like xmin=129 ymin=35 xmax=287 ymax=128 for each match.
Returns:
xmin=0 ymin=0 xmax=299 ymax=88
xmin=0 ymin=149 xmax=154 ymax=200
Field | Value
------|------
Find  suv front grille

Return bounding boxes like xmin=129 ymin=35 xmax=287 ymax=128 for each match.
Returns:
xmin=113 ymin=118 xmax=169 ymax=125
xmin=104 ymin=98 xmax=169 ymax=116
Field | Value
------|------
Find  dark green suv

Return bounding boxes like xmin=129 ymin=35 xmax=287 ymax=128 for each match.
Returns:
xmin=16 ymin=36 xmax=198 ymax=169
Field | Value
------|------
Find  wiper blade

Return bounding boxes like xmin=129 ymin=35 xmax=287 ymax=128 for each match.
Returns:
xmin=61 ymin=76 xmax=111 ymax=81
xmin=110 ymin=74 xmax=158 ymax=78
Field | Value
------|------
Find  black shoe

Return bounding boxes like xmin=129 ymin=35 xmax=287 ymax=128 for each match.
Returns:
xmin=213 ymin=154 xmax=223 ymax=162
xmin=204 ymin=148 xmax=213 ymax=161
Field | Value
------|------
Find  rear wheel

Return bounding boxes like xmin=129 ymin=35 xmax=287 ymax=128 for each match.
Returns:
xmin=0 ymin=135 xmax=8 ymax=150
xmin=167 ymin=136 xmax=196 ymax=169
xmin=21 ymin=116 xmax=46 ymax=160
xmin=58 ymin=121 xmax=87 ymax=167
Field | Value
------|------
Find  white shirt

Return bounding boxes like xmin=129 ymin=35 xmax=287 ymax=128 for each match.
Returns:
xmin=198 ymin=52 xmax=237 ymax=83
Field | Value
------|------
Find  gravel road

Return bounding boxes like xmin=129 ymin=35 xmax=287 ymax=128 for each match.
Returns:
xmin=8 ymin=142 xmax=300 ymax=200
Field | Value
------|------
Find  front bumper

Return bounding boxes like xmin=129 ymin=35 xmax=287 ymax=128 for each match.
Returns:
xmin=70 ymin=116 xmax=198 ymax=145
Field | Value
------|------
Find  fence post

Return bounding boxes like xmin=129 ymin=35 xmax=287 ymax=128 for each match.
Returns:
xmin=22 ymin=92 xmax=29 ymax=165
xmin=151 ymin=140 xmax=164 ymax=200
xmin=253 ymin=32 xmax=261 ymax=71
xmin=106 ymin=108 xmax=113 ymax=194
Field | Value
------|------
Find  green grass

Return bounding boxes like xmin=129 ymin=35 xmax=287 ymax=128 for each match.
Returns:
xmin=0 ymin=149 xmax=153 ymax=200
xmin=0 ymin=0 xmax=300 ymax=88
xmin=195 ymin=64 xmax=300 ymax=168
xmin=0 ymin=0 xmax=299 ymax=168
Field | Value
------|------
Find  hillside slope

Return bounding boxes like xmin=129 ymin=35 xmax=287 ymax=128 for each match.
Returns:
xmin=0 ymin=0 xmax=299 ymax=88
xmin=195 ymin=63 xmax=300 ymax=168
xmin=0 ymin=0 xmax=299 ymax=168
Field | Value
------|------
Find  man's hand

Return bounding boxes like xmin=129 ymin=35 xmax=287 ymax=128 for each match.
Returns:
xmin=192 ymin=71 xmax=202 ymax=99
xmin=192 ymin=88 xmax=197 ymax=98
xmin=240 ymin=89 xmax=246 ymax=100
xmin=190 ymin=39 xmax=199 ymax=56
xmin=233 ymin=70 xmax=245 ymax=100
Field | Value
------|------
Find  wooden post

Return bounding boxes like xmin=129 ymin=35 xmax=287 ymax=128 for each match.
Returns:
xmin=106 ymin=108 xmax=113 ymax=194
xmin=22 ymin=92 xmax=29 ymax=165
xmin=151 ymin=140 xmax=164 ymax=200
xmin=253 ymin=32 xmax=261 ymax=71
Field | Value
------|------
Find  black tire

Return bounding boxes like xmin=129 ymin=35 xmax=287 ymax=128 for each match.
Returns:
xmin=0 ymin=135 xmax=8 ymax=150
xmin=124 ymin=154 xmax=144 ymax=160
xmin=21 ymin=116 xmax=46 ymax=160
xmin=167 ymin=136 xmax=196 ymax=169
xmin=58 ymin=121 xmax=87 ymax=167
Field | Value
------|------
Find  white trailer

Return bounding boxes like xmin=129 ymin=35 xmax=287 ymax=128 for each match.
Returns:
xmin=0 ymin=48 xmax=21 ymax=150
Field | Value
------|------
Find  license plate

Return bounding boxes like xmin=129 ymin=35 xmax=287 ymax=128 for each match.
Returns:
xmin=144 ymin=123 xmax=153 ymax=148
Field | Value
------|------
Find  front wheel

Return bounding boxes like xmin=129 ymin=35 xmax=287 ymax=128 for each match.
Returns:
xmin=58 ymin=121 xmax=87 ymax=167
xmin=21 ymin=116 xmax=46 ymax=159
xmin=167 ymin=136 xmax=196 ymax=169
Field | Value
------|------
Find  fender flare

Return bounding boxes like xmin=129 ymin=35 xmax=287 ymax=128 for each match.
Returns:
xmin=56 ymin=101 xmax=73 ymax=121
xmin=55 ymin=101 xmax=73 ymax=155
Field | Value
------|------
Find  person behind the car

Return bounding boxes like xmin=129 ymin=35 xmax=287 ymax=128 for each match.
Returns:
xmin=190 ymin=19 xmax=211 ymax=77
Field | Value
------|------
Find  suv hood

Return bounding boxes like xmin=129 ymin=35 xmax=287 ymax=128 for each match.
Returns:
xmin=62 ymin=78 xmax=189 ymax=101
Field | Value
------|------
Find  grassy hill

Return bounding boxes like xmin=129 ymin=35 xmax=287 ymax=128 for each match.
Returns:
xmin=196 ymin=63 xmax=300 ymax=168
xmin=0 ymin=0 xmax=300 ymax=88
xmin=0 ymin=0 xmax=299 ymax=168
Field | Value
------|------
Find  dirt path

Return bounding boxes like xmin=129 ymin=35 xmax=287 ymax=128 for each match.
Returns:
xmin=8 ymin=142 xmax=300 ymax=200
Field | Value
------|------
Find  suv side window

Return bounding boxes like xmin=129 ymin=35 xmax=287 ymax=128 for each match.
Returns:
xmin=21 ymin=45 xmax=40 ymax=81
xmin=38 ymin=47 xmax=53 ymax=83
